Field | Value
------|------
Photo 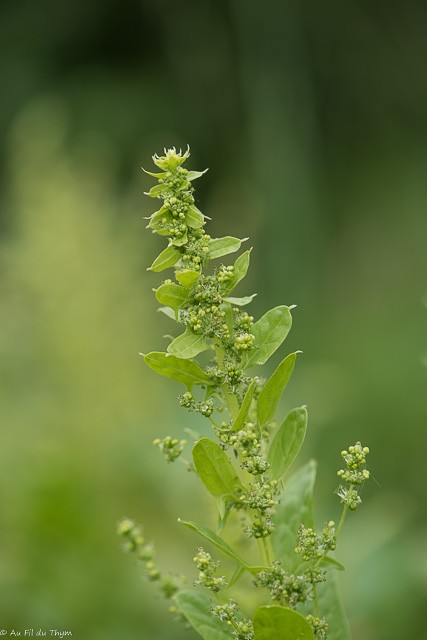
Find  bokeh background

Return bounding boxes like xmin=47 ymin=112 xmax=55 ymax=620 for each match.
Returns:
xmin=1 ymin=1 xmax=426 ymax=638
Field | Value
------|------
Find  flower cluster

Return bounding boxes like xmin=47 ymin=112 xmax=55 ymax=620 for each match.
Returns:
xmin=294 ymin=521 xmax=336 ymax=562
xmin=254 ymin=562 xmax=310 ymax=607
xmin=193 ymin=547 xmax=226 ymax=592
xmin=336 ymin=442 xmax=370 ymax=510
xmin=153 ymin=436 xmax=187 ymax=463
xmin=306 ymin=614 xmax=329 ymax=640
xmin=211 ymin=600 xmax=254 ymax=640
xmin=178 ymin=392 xmax=215 ymax=417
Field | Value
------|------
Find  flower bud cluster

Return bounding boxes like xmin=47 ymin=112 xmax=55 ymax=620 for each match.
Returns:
xmin=153 ymin=436 xmax=187 ymax=463
xmin=254 ymin=562 xmax=310 ymax=607
xmin=306 ymin=615 xmax=329 ymax=640
xmin=211 ymin=600 xmax=254 ymax=640
xmin=337 ymin=442 xmax=370 ymax=485
xmin=180 ymin=229 xmax=211 ymax=271
xmin=246 ymin=516 xmax=275 ymax=539
xmin=241 ymin=455 xmax=270 ymax=476
xmin=336 ymin=441 xmax=370 ymax=510
xmin=294 ymin=521 xmax=336 ymax=562
xmin=178 ymin=392 xmax=215 ymax=417
xmin=193 ymin=547 xmax=226 ymax=592
xmin=240 ymin=481 xmax=278 ymax=513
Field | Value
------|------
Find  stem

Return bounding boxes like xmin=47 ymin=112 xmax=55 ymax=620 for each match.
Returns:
xmin=312 ymin=583 xmax=320 ymax=617
xmin=336 ymin=488 xmax=353 ymax=539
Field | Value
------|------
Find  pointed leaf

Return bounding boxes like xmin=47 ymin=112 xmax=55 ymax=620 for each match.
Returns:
xmin=175 ymin=591 xmax=234 ymax=640
xmin=187 ymin=169 xmax=208 ymax=181
xmin=157 ymin=306 xmax=175 ymax=320
xmin=147 ymin=205 xmax=171 ymax=235
xmin=168 ymin=329 xmax=211 ymax=359
xmin=208 ymin=236 xmax=247 ymax=260
xmin=257 ymin=352 xmax=298 ymax=426
xmin=320 ymin=556 xmax=346 ymax=571
xmin=176 ymin=269 xmax=201 ymax=288
xmin=155 ymin=283 xmax=188 ymax=313
xmin=149 ymin=245 xmax=181 ymax=272
xmin=242 ymin=305 xmax=293 ymax=369
xmin=253 ymin=605 xmax=314 ymax=640
xmin=271 ymin=460 xmax=316 ymax=570
xmin=223 ymin=250 xmax=251 ymax=293
xmin=223 ymin=294 xmax=257 ymax=306
xmin=193 ymin=438 xmax=243 ymax=498
xmin=316 ymin=573 xmax=351 ymax=640
xmin=186 ymin=204 xmax=205 ymax=229
xmin=144 ymin=352 xmax=213 ymax=388
xmin=170 ymin=231 xmax=188 ymax=246
xmin=177 ymin=519 xmax=250 ymax=569
xmin=231 ymin=379 xmax=256 ymax=432
xmin=267 ymin=406 xmax=308 ymax=480
xmin=145 ymin=183 xmax=169 ymax=197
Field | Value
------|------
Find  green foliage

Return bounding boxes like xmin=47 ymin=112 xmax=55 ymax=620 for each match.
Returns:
xmin=120 ymin=147 xmax=371 ymax=640
xmin=253 ymin=605 xmax=314 ymax=640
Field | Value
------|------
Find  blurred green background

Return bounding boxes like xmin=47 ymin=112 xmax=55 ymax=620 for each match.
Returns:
xmin=1 ymin=1 xmax=426 ymax=638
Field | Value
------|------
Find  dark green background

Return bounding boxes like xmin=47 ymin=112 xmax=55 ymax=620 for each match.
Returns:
xmin=1 ymin=1 xmax=426 ymax=638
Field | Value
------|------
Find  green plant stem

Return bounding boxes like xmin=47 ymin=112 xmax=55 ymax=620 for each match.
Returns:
xmin=312 ymin=583 xmax=320 ymax=617
xmin=336 ymin=487 xmax=354 ymax=538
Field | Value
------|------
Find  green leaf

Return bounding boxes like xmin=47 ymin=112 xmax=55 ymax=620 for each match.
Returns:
xmin=223 ymin=294 xmax=257 ymax=306
xmin=175 ymin=591 xmax=234 ymax=640
xmin=242 ymin=305 xmax=293 ymax=369
xmin=257 ymin=352 xmax=298 ymax=426
xmin=316 ymin=573 xmax=351 ymax=640
xmin=253 ymin=605 xmax=314 ymax=640
xmin=147 ymin=205 xmax=171 ymax=235
xmin=186 ymin=204 xmax=205 ymax=229
xmin=223 ymin=249 xmax=251 ymax=293
xmin=144 ymin=183 xmax=169 ymax=197
xmin=157 ymin=306 xmax=176 ymax=320
xmin=320 ymin=556 xmax=346 ymax=571
xmin=176 ymin=269 xmax=201 ymax=288
xmin=143 ymin=352 xmax=213 ymax=388
xmin=168 ymin=329 xmax=211 ymax=359
xmin=231 ymin=379 xmax=256 ymax=432
xmin=177 ymin=519 xmax=250 ymax=569
xmin=208 ymin=236 xmax=247 ymax=260
xmin=170 ymin=231 xmax=188 ymax=246
xmin=271 ymin=460 xmax=316 ymax=571
xmin=187 ymin=169 xmax=208 ymax=181
xmin=193 ymin=438 xmax=243 ymax=498
xmin=148 ymin=245 xmax=181 ymax=272
xmin=267 ymin=407 xmax=308 ymax=481
xmin=155 ymin=283 xmax=189 ymax=313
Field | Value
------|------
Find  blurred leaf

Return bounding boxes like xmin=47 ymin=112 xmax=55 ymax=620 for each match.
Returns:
xmin=316 ymin=574 xmax=351 ymax=640
xmin=187 ymin=169 xmax=208 ymax=181
xmin=224 ymin=249 xmax=251 ymax=293
xmin=175 ymin=591 xmax=233 ymax=640
xmin=267 ymin=406 xmax=307 ymax=481
xmin=186 ymin=205 xmax=205 ymax=229
xmin=223 ymin=294 xmax=257 ymax=306
xmin=155 ymin=282 xmax=188 ymax=313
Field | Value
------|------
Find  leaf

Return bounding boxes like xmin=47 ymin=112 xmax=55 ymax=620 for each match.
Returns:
xmin=176 ymin=269 xmax=201 ymax=288
xmin=257 ymin=352 xmax=298 ymax=426
xmin=155 ymin=283 xmax=189 ymax=313
xmin=208 ymin=236 xmax=247 ymax=260
xmin=267 ymin=406 xmax=308 ymax=481
xmin=187 ymin=169 xmax=208 ymax=181
xmin=271 ymin=460 xmax=316 ymax=571
xmin=157 ymin=306 xmax=175 ymax=320
xmin=241 ymin=305 xmax=293 ymax=369
xmin=223 ymin=294 xmax=257 ymax=306
xmin=143 ymin=352 xmax=213 ymax=388
xmin=231 ymin=379 xmax=256 ymax=432
xmin=170 ymin=231 xmax=188 ymax=246
xmin=253 ymin=605 xmax=314 ymax=640
xmin=320 ymin=556 xmax=346 ymax=571
xmin=148 ymin=245 xmax=181 ymax=272
xmin=168 ymin=329 xmax=211 ymax=359
xmin=315 ymin=573 xmax=351 ymax=640
xmin=147 ymin=205 xmax=171 ymax=235
xmin=223 ymin=249 xmax=251 ymax=293
xmin=177 ymin=519 xmax=250 ymax=569
xmin=144 ymin=183 xmax=169 ymax=197
xmin=186 ymin=204 xmax=205 ymax=229
xmin=175 ymin=591 xmax=234 ymax=640
xmin=192 ymin=438 xmax=243 ymax=498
